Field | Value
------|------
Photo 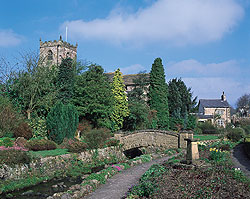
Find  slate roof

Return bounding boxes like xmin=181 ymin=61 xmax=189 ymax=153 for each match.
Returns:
xmin=197 ymin=114 xmax=213 ymax=119
xmin=199 ymin=99 xmax=230 ymax=108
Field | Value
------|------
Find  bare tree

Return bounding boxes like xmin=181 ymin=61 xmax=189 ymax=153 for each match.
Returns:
xmin=236 ymin=94 xmax=250 ymax=117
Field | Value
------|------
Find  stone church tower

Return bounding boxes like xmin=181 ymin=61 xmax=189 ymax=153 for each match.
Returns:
xmin=39 ymin=36 xmax=77 ymax=66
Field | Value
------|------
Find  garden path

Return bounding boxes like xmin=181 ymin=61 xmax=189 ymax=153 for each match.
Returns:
xmin=231 ymin=143 xmax=250 ymax=179
xmin=83 ymin=154 xmax=178 ymax=199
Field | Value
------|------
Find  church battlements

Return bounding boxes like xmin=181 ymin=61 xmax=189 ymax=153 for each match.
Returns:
xmin=39 ymin=36 xmax=77 ymax=66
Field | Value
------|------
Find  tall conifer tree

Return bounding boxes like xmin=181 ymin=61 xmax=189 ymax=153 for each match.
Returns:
xmin=148 ymin=58 xmax=169 ymax=129
xmin=57 ymin=58 xmax=75 ymax=104
xmin=111 ymin=68 xmax=129 ymax=131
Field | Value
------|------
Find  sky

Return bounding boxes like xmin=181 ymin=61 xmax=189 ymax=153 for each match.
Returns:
xmin=0 ymin=0 xmax=250 ymax=107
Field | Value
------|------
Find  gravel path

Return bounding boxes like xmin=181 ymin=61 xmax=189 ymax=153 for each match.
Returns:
xmin=83 ymin=154 xmax=177 ymax=199
xmin=231 ymin=143 xmax=250 ymax=179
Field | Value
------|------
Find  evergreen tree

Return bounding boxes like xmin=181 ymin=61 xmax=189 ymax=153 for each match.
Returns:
xmin=46 ymin=102 xmax=78 ymax=144
xmin=72 ymin=64 xmax=113 ymax=128
xmin=148 ymin=58 xmax=169 ymax=129
xmin=127 ymin=71 xmax=149 ymax=102
xmin=168 ymin=79 xmax=182 ymax=116
xmin=168 ymin=78 xmax=197 ymax=130
xmin=57 ymin=58 xmax=75 ymax=104
xmin=111 ymin=68 xmax=129 ymax=131
xmin=168 ymin=78 xmax=197 ymax=116
xmin=124 ymin=71 xmax=150 ymax=131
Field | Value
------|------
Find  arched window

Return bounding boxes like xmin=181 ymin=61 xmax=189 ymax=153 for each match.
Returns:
xmin=48 ymin=50 xmax=53 ymax=61
xmin=66 ymin=52 xmax=70 ymax=58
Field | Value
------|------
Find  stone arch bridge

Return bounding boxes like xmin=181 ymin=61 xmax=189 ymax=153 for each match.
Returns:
xmin=114 ymin=130 xmax=193 ymax=151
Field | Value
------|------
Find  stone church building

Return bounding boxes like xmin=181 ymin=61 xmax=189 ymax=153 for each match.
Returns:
xmin=39 ymin=36 xmax=77 ymax=66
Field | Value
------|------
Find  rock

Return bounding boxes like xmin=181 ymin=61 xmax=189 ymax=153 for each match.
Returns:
xmin=61 ymin=193 xmax=72 ymax=199
xmin=21 ymin=190 xmax=34 ymax=196
xmin=15 ymin=137 xmax=27 ymax=148
xmin=69 ymin=184 xmax=81 ymax=190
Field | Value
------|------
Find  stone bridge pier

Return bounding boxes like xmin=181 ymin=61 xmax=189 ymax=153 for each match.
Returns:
xmin=114 ymin=130 xmax=193 ymax=151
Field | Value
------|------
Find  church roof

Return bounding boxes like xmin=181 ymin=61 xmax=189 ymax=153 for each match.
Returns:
xmin=105 ymin=73 xmax=150 ymax=86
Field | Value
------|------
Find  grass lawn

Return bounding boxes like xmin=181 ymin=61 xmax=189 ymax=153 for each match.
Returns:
xmin=194 ymin=135 xmax=220 ymax=141
xmin=29 ymin=148 xmax=69 ymax=158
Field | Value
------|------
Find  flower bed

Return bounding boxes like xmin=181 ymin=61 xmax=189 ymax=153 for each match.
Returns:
xmin=125 ymin=140 xmax=250 ymax=198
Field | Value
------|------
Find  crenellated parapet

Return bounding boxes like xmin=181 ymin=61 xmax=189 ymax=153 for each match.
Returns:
xmin=39 ymin=36 xmax=77 ymax=66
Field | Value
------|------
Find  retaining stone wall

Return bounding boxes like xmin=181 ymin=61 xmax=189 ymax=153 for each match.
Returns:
xmin=0 ymin=147 xmax=126 ymax=182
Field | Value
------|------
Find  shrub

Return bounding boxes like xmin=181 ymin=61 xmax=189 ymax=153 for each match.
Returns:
xmin=0 ymin=149 xmax=31 ymax=165
xmin=77 ymin=118 xmax=92 ymax=135
xmin=101 ymin=138 xmax=120 ymax=148
xmin=0 ymin=137 xmax=14 ymax=147
xmin=26 ymin=139 xmax=57 ymax=151
xmin=198 ymin=121 xmax=218 ymax=134
xmin=226 ymin=127 xmax=245 ymax=142
xmin=14 ymin=122 xmax=33 ymax=140
xmin=46 ymin=102 xmax=79 ymax=144
xmin=194 ymin=127 xmax=202 ymax=135
xmin=82 ymin=128 xmax=111 ymax=149
xmin=0 ymin=96 xmax=22 ymax=138
xmin=60 ymin=138 xmax=87 ymax=153
xmin=28 ymin=117 xmax=48 ymax=138
xmin=128 ymin=164 xmax=166 ymax=197
xmin=241 ymin=125 xmax=250 ymax=135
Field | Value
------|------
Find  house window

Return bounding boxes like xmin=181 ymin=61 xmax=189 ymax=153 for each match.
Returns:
xmin=48 ymin=50 xmax=53 ymax=61
xmin=217 ymin=119 xmax=224 ymax=127
xmin=216 ymin=109 xmax=224 ymax=115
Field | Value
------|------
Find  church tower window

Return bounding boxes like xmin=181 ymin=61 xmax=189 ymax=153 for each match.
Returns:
xmin=48 ymin=50 xmax=53 ymax=61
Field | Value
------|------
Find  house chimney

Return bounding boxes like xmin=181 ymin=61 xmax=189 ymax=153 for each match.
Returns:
xmin=221 ymin=91 xmax=226 ymax=101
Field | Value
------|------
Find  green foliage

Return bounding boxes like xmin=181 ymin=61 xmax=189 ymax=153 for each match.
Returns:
xmin=13 ymin=122 xmax=33 ymax=139
xmin=102 ymin=138 xmax=120 ymax=148
xmin=82 ymin=128 xmax=111 ymax=149
xmin=57 ymin=58 xmax=75 ymax=104
xmin=28 ymin=117 xmax=48 ymax=138
xmin=148 ymin=58 xmax=169 ymax=129
xmin=226 ymin=127 xmax=245 ymax=142
xmin=0 ymin=149 xmax=31 ymax=165
xmin=111 ymin=68 xmax=129 ymax=131
xmin=46 ymin=102 xmax=79 ymax=144
xmin=128 ymin=164 xmax=167 ymax=197
xmin=127 ymin=71 xmax=149 ymax=102
xmin=0 ymin=96 xmax=22 ymax=137
xmin=168 ymin=78 xmax=197 ymax=116
xmin=0 ymin=137 xmax=14 ymax=147
xmin=186 ymin=114 xmax=197 ymax=130
xmin=29 ymin=148 xmax=68 ymax=158
xmin=26 ymin=138 xmax=57 ymax=151
xmin=60 ymin=138 xmax=87 ymax=153
xmin=123 ymin=101 xmax=149 ymax=131
xmin=209 ymin=148 xmax=227 ymax=162
xmin=168 ymin=78 xmax=197 ymax=131
xmin=198 ymin=121 xmax=218 ymax=134
xmin=73 ymin=65 xmax=113 ymax=128
xmin=6 ymin=59 xmax=58 ymax=119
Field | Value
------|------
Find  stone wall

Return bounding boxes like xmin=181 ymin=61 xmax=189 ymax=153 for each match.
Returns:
xmin=0 ymin=147 xmax=125 ymax=182
xmin=114 ymin=130 xmax=193 ymax=150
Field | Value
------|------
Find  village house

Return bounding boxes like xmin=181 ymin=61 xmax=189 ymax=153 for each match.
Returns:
xmin=197 ymin=92 xmax=231 ymax=127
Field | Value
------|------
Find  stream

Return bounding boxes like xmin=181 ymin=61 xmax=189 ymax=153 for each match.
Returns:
xmin=0 ymin=165 xmax=106 ymax=199
xmin=1 ymin=176 xmax=82 ymax=199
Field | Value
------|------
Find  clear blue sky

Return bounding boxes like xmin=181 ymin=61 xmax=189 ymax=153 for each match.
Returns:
xmin=0 ymin=0 xmax=250 ymax=107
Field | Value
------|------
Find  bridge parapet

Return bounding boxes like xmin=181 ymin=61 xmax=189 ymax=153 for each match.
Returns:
xmin=114 ymin=130 xmax=193 ymax=151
